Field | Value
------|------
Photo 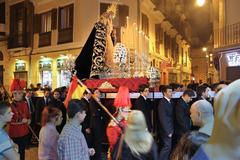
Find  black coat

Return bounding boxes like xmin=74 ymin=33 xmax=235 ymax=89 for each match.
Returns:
xmin=35 ymin=97 xmax=51 ymax=124
xmin=174 ymin=98 xmax=191 ymax=136
xmin=89 ymin=98 xmax=104 ymax=129
xmin=80 ymin=98 xmax=91 ymax=131
xmin=158 ymin=98 xmax=174 ymax=136
xmin=89 ymin=98 xmax=105 ymax=160
xmin=80 ymin=98 xmax=93 ymax=147
xmin=134 ymin=96 xmax=153 ymax=131
xmin=112 ymin=139 xmax=158 ymax=160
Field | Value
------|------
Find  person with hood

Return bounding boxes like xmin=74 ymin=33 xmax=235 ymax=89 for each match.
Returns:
xmin=106 ymin=86 xmax=131 ymax=154
xmin=8 ymin=79 xmax=30 ymax=160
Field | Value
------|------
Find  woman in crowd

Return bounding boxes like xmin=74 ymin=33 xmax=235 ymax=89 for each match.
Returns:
xmin=0 ymin=102 xmax=19 ymax=160
xmin=38 ymin=107 xmax=62 ymax=160
xmin=112 ymin=110 xmax=158 ymax=160
xmin=171 ymin=131 xmax=209 ymax=160
xmin=106 ymin=86 xmax=132 ymax=155
xmin=49 ymin=89 xmax=66 ymax=133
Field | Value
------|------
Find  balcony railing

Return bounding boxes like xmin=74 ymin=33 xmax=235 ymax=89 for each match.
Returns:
xmin=0 ymin=24 xmax=5 ymax=33
xmin=39 ymin=32 xmax=51 ymax=47
xmin=214 ymin=22 xmax=240 ymax=48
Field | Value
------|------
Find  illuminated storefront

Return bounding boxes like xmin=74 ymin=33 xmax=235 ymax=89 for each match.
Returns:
xmin=57 ymin=57 xmax=71 ymax=87
xmin=39 ymin=58 xmax=52 ymax=87
xmin=14 ymin=59 xmax=28 ymax=82
xmin=219 ymin=49 xmax=240 ymax=81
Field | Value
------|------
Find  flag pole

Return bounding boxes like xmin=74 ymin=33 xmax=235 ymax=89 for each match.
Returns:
xmin=76 ymin=78 xmax=122 ymax=128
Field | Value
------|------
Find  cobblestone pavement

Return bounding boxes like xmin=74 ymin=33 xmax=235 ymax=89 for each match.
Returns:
xmin=25 ymin=147 xmax=38 ymax=160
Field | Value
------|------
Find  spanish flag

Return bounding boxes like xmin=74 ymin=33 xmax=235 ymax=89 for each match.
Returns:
xmin=64 ymin=75 xmax=87 ymax=108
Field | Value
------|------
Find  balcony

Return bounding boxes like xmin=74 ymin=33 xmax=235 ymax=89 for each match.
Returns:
xmin=39 ymin=32 xmax=51 ymax=47
xmin=7 ymin=32 xmax=32 ymax=49
xmin=214 ymin=22 xmax=240 ymax=49
xmin=58 ymin=28 xmax=73 ymax=44
xmin=0 ymin=23 xmax=5 ymax=33
xmin=0 ymin=24 xmax=5 ymax=41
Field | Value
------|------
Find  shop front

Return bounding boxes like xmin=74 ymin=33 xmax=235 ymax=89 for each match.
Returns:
xmin=14 ymin=59 xmax=28 ymax=82
xmin=57 ymin=58 xmax=71 ymax=87
xmin=219 ymin=49 xmax=240 ymax=81
xmin=39 ymin=58 xmax=52 ymax=88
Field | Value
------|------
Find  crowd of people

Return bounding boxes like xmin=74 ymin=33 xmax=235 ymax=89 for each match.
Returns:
xmin=0 ymin=78 xmax=239 ymax=160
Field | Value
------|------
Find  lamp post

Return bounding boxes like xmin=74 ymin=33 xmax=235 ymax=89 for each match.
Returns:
xmin=203 ymin=47 xmax=209 ymax=83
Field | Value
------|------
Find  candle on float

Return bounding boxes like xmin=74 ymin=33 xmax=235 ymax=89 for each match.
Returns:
xmin=126 ymin=16 xmax=129 ymax=48
xmin=128 ymin=48 xmax=130 ymax=73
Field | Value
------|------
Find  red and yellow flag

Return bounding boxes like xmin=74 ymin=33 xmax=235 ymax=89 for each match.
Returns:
xmin=64 ymin=75 xmax=87 ymax=108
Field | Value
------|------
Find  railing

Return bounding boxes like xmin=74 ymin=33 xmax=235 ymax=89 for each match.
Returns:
xmin=0 ymin=24 xmax=5 ymax=33
xmin=214 ymin=22 xmax=240 ymax=48
xmin=39 ymin=32 xmax=51 ymax=47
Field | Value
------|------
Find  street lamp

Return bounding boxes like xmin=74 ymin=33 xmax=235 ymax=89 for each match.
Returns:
xmin=202 ymin=47 xmax=207 ymax=52
xmin=202 ymin=47 xmax=209 ymax=83
xmin=196 ymin=0 xmax=206 ymax=7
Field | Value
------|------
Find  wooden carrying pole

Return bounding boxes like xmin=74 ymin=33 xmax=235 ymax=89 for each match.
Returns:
xmin=76 ymin=78 xmax=122 ymax=128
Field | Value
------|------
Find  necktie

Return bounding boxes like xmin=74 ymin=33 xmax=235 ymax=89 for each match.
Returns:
xmin=45 ymin=98 xmax=49 ymax=106
xmin=29 ymin=99 xmax=34 ymax=113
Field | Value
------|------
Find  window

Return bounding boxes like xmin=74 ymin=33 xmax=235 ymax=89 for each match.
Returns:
xmin=41 ymin=12 xmax=51 ymax=33
xmin=17 ymin=19 xmax=23 ymax=45
xmin=59 ymin=4 xmax=73 ymax=30
xmin=0 ymin=3 xmax=5 ymax=24
xmin=58 ymin=4 xmax=73 ymax=44
xmin=58 ymin=70 xmax=71 ymax=87
xmin=0 ymin=51 xmax=3 ymax=60
xmin=16 ymin=7 xmax=24 ymax=45
xmin=41 ymin=70 xmax=52 ymax=87
xmin=141 ymin=13 xmax=149 ymax=36
xmin=155 ymin=24 xmax=163 ymax=53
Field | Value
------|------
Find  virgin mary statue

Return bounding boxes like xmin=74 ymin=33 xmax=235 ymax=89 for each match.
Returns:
xmin=75 ymin=4 xmax=117 ymax=80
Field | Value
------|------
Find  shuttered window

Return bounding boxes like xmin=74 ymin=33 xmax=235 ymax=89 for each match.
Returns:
xmin=41 ymin=11 xmax=51 ymax=33
xmin=141 ymin=13 xmax=149 ymax=36
xmin=58 ymin=4 xmax=73 ymax=44
xmin=155 ymin=24 xmax=164 ymax=53
xmin=59 ymin=4 xmax=73 ymax=30
xmin=0 ymin=2 xmax=5 ymax=24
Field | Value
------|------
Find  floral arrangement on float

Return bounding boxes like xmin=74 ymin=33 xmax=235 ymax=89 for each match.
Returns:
xmin=146 ymin=65 xmax=160 ymax=88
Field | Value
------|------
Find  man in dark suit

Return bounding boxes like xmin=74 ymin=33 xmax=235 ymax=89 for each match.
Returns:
xmin=134 ymin=84 xmax=153 ymax=132
xmin=196 ymin=85 xmax=209 ymax=101
xmin=158 ymin=85 xmax=173 ymax=160
xmin=35 ymin=88 xmax=51 ymax=125
xmin=25 ymin=89 xmax=36 ymax=145
xmin=89 ymin=89 xmax=105 ymax=160
xmin=174 ymin=89 xmax=195 ymax=145
xmin=81 ymin=90 xmax=92 ymax=147
xmin=35 ymin=88 xmax=51 ymax=138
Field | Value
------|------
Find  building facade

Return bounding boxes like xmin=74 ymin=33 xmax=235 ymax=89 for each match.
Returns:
xmin=213 ymin=0 xmax=240 ymax=82
xmin=0 ymin=0 xmax=192 ymax=90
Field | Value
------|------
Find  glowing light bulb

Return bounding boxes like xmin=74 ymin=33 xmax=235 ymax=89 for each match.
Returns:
xmin=196 ymin=0 xmax=206 ymax=7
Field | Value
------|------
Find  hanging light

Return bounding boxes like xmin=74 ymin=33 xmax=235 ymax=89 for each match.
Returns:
xmin=196 ymin=0 xmax=206 ymax=7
